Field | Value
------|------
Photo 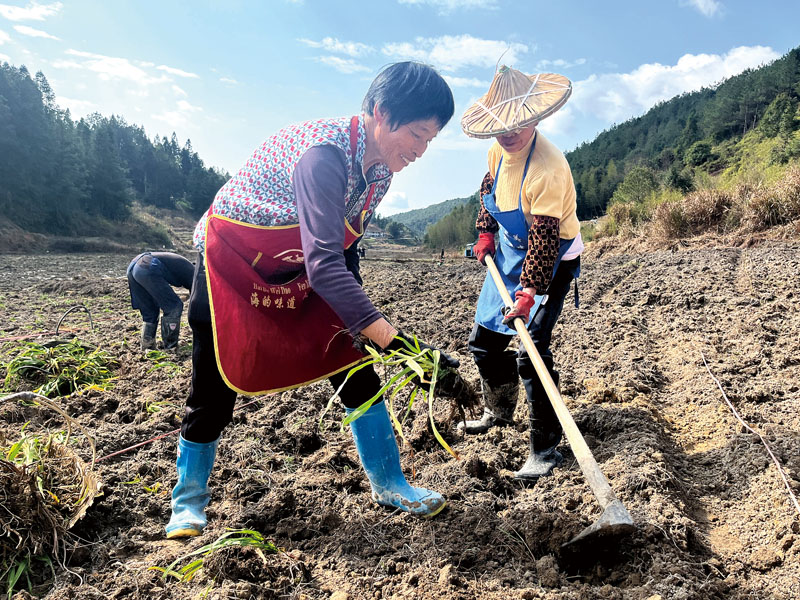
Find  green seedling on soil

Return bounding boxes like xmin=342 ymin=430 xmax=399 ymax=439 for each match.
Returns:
xmin=325 ymin=334 xmax=458 ymax=459
xmin=151 ymin=529 xmax=279 ymax=582
xmin=2 ymin=555 xmax=54 ymax=598
xmin=122 ymin=476 xmax=165 ymax=495
xmin=4 ymin=427 xmax=78 ymax=505
xmin=2 ymin=339 xmax=117 ymax=398
xmin=144 ymin=399 xmax=176 ymax=414
xmin=1 ymin=428 xmax=78 ymax=596
xmin=145 ymin=350 xmax=181 ymax=376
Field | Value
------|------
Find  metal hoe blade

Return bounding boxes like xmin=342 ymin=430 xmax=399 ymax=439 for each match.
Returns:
xmin=485 ymin=256 xmax=636 ymax=548
xmin=563 ymin=499 xmax=635 ymax=547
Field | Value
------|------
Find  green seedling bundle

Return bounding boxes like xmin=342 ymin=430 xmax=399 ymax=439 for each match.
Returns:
xmin=328 ymin=334 xmax=479 ymax=459
xmin=151 ymin=529 xmax=279 ymax=583
xmin=2 ymin=338 xmax=117 ymax=398
xmin=0 ymin=394 xmax=101 ymax=597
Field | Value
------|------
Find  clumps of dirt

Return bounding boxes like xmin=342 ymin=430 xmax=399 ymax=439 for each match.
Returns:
xmin=202 ymin=546 xmax=311 ymax=595
xmin=436 ymin=367 xmax=482 ymax=422
xmin=36 ymin=278 xmax=121 ymax=298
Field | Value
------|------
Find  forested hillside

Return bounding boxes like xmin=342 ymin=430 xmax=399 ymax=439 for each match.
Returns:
xmin=387 ymin=195 xmax=474 ymax=236
xmin=567 ymin=46 xmax=800 ymax=218
xmin=423 ymin=192 xmax=480 ymax=249
xmin=0 ymin=63 xmax=227 ymax=238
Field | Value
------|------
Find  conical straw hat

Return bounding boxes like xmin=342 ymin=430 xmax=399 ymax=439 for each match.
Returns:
xmin=461 ymin=66 xmax=572 ymax=138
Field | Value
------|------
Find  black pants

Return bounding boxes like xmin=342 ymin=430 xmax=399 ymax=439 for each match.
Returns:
xmin=180 ymin=255 xmax=383 ymax=443
xmin=468 ymin=257 xmax=579 ymax=450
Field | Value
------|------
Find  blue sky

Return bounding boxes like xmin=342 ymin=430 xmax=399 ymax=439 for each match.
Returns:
xmin=1 ymin=1 xmax=798 ymax=215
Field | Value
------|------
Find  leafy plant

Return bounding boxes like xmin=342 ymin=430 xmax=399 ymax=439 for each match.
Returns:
xmin=151 ymin=529 xmax=279 ymax=582
xmin=144 ymin=399 xmax=177 ymax=414
xmin=2 ymin=339 xmax=117 ymax=397
xmin=0 ymin=410 xmax=98 ymax=598
xmin=122 ymin=476 xmax=165 ymax=495
xmin=327 ymin=335 xmax=459 ymax=459
xmin=145 ymin=349 xmax=182 ymax=375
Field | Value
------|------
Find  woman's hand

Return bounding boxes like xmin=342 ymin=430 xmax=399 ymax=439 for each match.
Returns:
xmin=502 ymin=288 xmax=537 ymax=325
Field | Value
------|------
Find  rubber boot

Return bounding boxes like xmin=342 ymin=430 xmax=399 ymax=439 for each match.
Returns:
xmin=165 ymin=435 xmax=219 ymax=538
xmin=141 ymin=322 xmax=157 ymax=351
xmin=457 ymin=378 xmax=518 ymax=434
xmin=348 ymin=401 xmax=446 ymax=517
xmin=161 ymin=312 xmax=181 ymax=350
xmin=514 ymin=355 xmax=563 ymax=481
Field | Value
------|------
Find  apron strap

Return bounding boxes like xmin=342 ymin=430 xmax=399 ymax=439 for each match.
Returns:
xmin=574 ymin=278 xmax=579 ymax=308
xmin=349 ymin=115 xmax=359 ymax=163
xmin=488 ymin=130 xmax=538 ymax=209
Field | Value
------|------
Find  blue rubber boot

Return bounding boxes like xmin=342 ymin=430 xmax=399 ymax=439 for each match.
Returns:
xmin=348 ymin=401 xmax=446 ymax=517
xmin=165 ymin=435 xmax=219 ymax=539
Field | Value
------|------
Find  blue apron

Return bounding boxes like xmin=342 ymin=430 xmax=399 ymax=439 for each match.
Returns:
xmin=475 ymin=134 xmax=575 ymax=335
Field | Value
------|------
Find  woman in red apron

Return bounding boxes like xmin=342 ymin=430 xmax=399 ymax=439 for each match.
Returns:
xmin=166 ymin=62 xmax=458 ymax=538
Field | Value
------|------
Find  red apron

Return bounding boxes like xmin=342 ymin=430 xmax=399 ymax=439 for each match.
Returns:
xmin=205 ymin=117 xmax=375 ymax=395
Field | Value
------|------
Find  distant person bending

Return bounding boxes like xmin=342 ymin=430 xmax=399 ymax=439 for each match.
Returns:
xmin=126 ymin=251 xmax=194 ymax=350
xmin=458 ymin=66 xmax=584 ymax=481
xmin=166 ymin=62 xmax=458 ymax=540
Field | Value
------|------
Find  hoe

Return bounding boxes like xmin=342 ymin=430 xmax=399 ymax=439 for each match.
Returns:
xmin=486 ymin=255 xmax=635 ymax=547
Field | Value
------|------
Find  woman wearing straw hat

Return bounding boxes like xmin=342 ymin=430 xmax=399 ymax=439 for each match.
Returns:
xmin=458 ymin=66 xmax=584 ymax=481
xmin=165 ymin=62 xmax=458 ymax=539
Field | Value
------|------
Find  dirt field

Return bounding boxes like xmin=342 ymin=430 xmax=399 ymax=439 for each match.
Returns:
xmin=1 ymin=237 xmax=799 ymax=600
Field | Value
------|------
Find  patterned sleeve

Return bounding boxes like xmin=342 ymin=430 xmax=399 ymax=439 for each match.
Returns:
xmin=521 ymin=215 xmax=560 ymax=292
xmin=475 ymin=171 xmax=499 ymax=234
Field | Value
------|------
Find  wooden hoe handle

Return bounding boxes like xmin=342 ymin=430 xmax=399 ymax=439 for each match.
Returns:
xmin=485 ymin=255 xmax=620 ymax=509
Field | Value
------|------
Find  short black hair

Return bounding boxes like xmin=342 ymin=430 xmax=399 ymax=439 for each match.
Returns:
xmin=362 ymin=62 xmax=454 ymax=131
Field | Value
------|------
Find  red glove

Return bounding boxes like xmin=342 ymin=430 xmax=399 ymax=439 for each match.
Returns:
xmin=473 ymin=232 xmax=496 ymax=265
xmin=502 ymin=290 xmax=536 ymax=325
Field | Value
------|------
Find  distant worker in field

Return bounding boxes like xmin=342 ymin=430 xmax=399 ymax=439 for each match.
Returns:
xmin=458 ymin=67 xmax=583 ymax=481
xmin=165 ymin=62 xmax=458 ymax=539
xmin=126 ymin=252 xmax=194 ymax=351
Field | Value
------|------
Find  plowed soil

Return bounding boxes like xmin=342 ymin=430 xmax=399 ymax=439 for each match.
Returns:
xmin=1 ymin=237 xmax=799 ymax=600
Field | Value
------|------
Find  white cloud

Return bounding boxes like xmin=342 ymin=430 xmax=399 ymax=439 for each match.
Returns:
xmin=177 ymin=100 xmax=202 ymax=112
xmin=444 ymin=75 xmax=487 ymax=88
xmin=63 ymin=49 xmax=169 ymax=86
xmin=397 ymin=0 xmax=498 ymax=14
xmin=157 ymin=64 xmax=199 ymax=78
xmin=429 ymin=125 xmax=489 ymax=151
xmin=298 ymin=37 xmax=373 ymax=57
xmin=56 ymin=95 xmax=98 ymax=115
xmin=153 ymin=99 xmax=203 ymax=128
xmin=0 ymin=1 xmax=62 ymax=21
xmin=383 ymin=35 xmax=529 ymax=72
xmin=172 ymin=84 xmax=187 ymax=97
xmin=681 ymin=0 xmax=723 ymax=17
xmin=379 ymin=190 xmax=409 ymax=214
xmin=50 ymin=59 xmax=82 ymax=69
xmin=220 ymin=76 xmax=238 ymax=84
xmin=535 ymin=57 xmax=586 ymax=71
xmin=316 ymin=55 xmax=370 ymax=74
xmin=571 ymin=45 xmax=779 ymax=124
xmin=536 ymin=104 xmax=574 ymax=138
xmin=0 ymin=52 xmax=10 ymax=62
xmin=13 ymin=24 xmax=59 ymax=39
xmin=0 ymin=29 xmax=9 ymax=44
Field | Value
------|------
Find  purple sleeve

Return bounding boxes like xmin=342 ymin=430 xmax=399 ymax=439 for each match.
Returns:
xmin=293 ymin=145 xmax=382 ymax=334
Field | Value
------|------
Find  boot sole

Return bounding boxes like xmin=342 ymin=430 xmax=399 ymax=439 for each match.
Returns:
xmin=166 ymin=527 xmax=202 ymax=539
xmin=423 ymin=500 xmax=447 ymax=519
xmin=375 ymin=499 xmax=448 ymax=518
